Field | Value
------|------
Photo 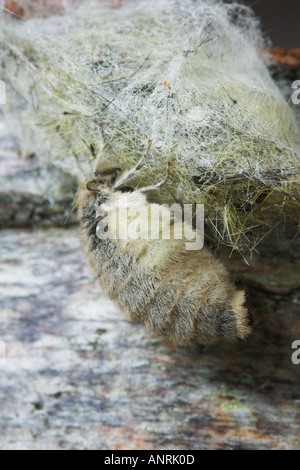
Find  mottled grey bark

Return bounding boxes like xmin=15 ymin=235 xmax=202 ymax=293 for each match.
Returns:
xmin=0 ymin=228 xmax=299 ymax=450
xmin=0 ymin=191 xmax=76 ymax=228
xmin=0 ymin=122 xmax=77 ymax=228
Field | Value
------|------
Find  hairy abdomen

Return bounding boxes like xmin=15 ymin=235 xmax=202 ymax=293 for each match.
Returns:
xmin=84 ymin=236 xmax=251 ymax=345
xmin=77 ymin=190 xmax=252 ymax=345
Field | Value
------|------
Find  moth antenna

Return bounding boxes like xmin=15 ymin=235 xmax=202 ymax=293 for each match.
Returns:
xmin=94 ymin=123 xmax=106 ymax=173
xmin=139 ymin=161 xmax=171 ymax=193
xmin=113 ymin=139 xmax=152 ymax=190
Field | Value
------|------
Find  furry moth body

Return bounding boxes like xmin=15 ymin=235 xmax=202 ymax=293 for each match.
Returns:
xmin=77 ymin=152 xmax=253 ymax=345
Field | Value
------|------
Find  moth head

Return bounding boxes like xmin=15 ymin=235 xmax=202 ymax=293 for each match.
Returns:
xmin=86 ymin=177 xmax=110 ymax=193
xmin=86 ymin=166 xmax=126 ymax=192
xmin=86 ymin=171 xmax=133 ymax=195
xmin=76 ymin=177 xmax=110 ymax=231
xmin=84 ymin=178 xmax=112 ymax=216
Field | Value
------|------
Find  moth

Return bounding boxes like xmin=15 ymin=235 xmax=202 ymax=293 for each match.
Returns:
xmin=76 ymin=141 xmax=253 ymax=345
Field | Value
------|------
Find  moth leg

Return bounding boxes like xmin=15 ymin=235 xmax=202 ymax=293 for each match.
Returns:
xmin=113 ymin=139 xmax=152 ymax=190
xmin=139 ymin=162 xmax=171 ymax=194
